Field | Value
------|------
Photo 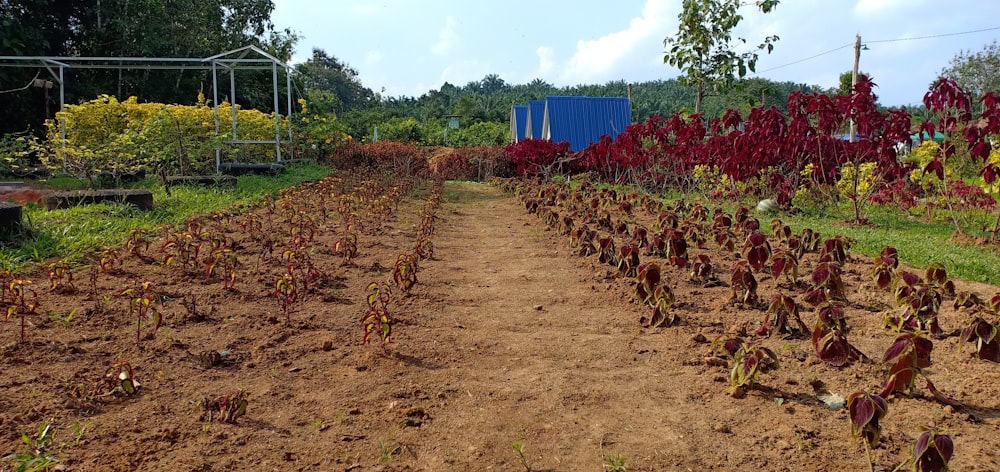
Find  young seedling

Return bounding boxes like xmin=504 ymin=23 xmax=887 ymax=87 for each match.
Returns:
xmin=730 ymin=260 xmax=758 ymax=305
xmin=888 ymin=271 xmax=946 ymax=337
xmin=205 ymin=248 xmax=238 ymax=289
xmin=848 ymin=390 xmax=888 ymax=472
xmin=811 ymin=302 xmax=865 ymax=366
xmin=124 ymin=228 xmax=151 ymax=260
xmin=392 ymin=253 xmax=419 ymax=293
xmin=5 ymin=277 xmax=39 ymax=342
xmin=598 ymin=236 xmax=617 ymax=266
xmin=872 ymin=246 xmax=899 ymax=291
xmin=714 ymin=336 xmax=780 ymax=398
xmin=960 ymin=315 xmax=1000 ymax=362
xmin=769 ymin=249 xmax=799 ymax=285
xmin=511 ymin=434 xmax=531 ymax=472
xmin=878 ymin=333 xmax=960 ymax=406
xmin=756 ymin=294 xmax=808 ymax=337
xmin=634 ymin=263 xmax=661 ymax=305
xmin=361 ymin=281 xmax=392 ymax=346
xmin=639 ymin=285 xmax=678 ymax=328
xmin=617 ymin=244 xmax=641 ymax=277
xmin=217 ymin=389 xmax=249 ymax=424
xmin=46 ymin=259 xmax=76 ymax=293
xmin=333 ymin=232 xmax=359 ymax=262
xmin=3 ymin=419 xmax=60 ymax=471
xmin=771 ymin=218 xmax=792 ymax=244
xmin=119 ymin=280 xmax=161 ymax=346
xmin=90 ymin=361 xmax=141 ymax=399
xmin=665 ymin=229 xmax=688 ymax=268
xmin=911 ymin=428 xmax=953 ymax=472
xmin=803 ymin=261 xmax=847 ymax=307
xmin=273 ymin=274 xmax=298 ymax=322
xmin=820 ymin=235 xmax=852 ymax=266
xmin=689 ymin=254 xmax=720 ymax=286
xmin=742 ymin=231 xmax=772 ymax=272
xmin=848 ymin=391 xmax=888 ymax=448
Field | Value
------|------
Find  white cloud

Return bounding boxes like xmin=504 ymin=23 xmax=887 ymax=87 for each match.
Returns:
xmin=532 ymin=46 xmax=556 ymax=78
xmin=432 ymin=16 xmax=458 ymax=55
xmin=556 ymin=0 xmax=676 ymax=84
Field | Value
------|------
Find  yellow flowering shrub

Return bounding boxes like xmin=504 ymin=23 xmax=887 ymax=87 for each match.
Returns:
xmin=293 ymin=98 xmax=351 ymax=161
xmin=29 ymin=94 xmax=297 ymax=186
xmin=835 ymin=161 xmax=879 ymax=200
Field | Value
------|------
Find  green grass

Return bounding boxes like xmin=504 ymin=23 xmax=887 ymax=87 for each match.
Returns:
xmin=0 ymin=162 xmax=330 ymax=272
xmin=775 ymin=205 xmax=1000 ymax=285
xmin=574 ymin=179 xmax=1000 ymax=285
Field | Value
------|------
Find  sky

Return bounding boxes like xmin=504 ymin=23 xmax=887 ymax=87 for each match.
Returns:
xmin=271 ymin=0 xmax=1000 ymax=107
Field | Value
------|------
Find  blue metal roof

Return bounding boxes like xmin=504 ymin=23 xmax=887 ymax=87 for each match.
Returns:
xmin=510 ymin=104 xmax=528 ymax=142
xmin=527 ymin=100 xmax=546 ymax=139
xmin=541 ymin=96 xmax=631 ymax=152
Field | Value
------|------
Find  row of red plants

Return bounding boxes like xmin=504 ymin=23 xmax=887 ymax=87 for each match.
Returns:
xmin=504 ymin=77 xmax=1000 ymax=227
xmin=495 ymin=176 xmax=1000 ymax=471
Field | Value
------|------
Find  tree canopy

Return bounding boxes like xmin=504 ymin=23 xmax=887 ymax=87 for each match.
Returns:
xmin=939 ymin=40 xmax=1000 ymax=107
xmin=663 ymin=0 xmax=780 ymax=114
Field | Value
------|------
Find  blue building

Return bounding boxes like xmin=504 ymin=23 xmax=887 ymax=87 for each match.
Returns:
xmin=510 ymin=96 xmax=632 ymax=152
xmin=510 ymin=104 xmax=528 ymax=142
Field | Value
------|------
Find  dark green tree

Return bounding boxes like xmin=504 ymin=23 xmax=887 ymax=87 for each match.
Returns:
xmin=294 ymin=48 xmax=374 ymax=115
xmin=663 ymin=0 xmax=780 ymax=114
xmin=940 ymin=40 xmax=1000 ymax=109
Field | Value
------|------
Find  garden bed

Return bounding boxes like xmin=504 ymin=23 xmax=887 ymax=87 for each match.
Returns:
xmin=0 ymin=179 xmax=998 ymax=471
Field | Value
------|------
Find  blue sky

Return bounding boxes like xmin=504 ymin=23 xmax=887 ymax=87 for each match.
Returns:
xmin=271 ymin=0 xmax=1000 ymax=107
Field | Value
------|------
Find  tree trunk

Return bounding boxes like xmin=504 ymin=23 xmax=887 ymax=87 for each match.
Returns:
xmin=695 ymin=82 xmax=704 ymax=115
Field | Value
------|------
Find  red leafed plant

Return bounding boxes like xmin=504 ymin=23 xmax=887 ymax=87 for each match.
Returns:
xmin=5 ymin=276 xmax=39 ymax=343
xmin=872 ymin=246 xmax=899 ymax=291
xmin=878 ymin=333 xmax=960 ymax=406
xmin=847 ymin=390 xmax=888 ymax=448
xmin=393 ymin=253 xmax=419 ymax=293
xmin=118 ymin=280 xmax=161 ymax=346
xmin=361 ymin=281 xmax=392 ymax=346
xmin=769 ymin=249 xmax=798 ymax=285
xmin=911 ymin=428 xmax=954 ymax=472
xmin=617 ymin=244 xmax=641 ymax=277
xmin=635 ymin=263 xmax=678 ymax=328
xmin=960 ymin=314 xmax=1000 ymax=362
xmin=811 ymin=301 xmax=865 ymax=366
xmin=273 ymin=274 xmax=298 ymax=322
xmin=803 ymin=261 xmax=847 ymax=307
xmin=713 ymin=336 xmax=780 ymax=398
xmin=664 ymin=229 xmax=688 ymax=268
xmin=730 ymin=260 xmax=758 ymax=305
xmin=756 ymin=293 xmax=808 ymax=337
xmin=742 ymin=231 xmax=771 ymax=272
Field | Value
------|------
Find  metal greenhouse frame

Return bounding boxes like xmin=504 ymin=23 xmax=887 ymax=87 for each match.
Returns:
xmin=0 ymin=45 xmax=295 ymax=170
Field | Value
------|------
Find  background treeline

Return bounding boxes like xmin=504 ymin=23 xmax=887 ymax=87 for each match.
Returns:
xmin=1 ymin=0 xmax=909 ymax=147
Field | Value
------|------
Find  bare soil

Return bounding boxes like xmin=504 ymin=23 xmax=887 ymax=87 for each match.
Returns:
xmin=1 ymin=180 xmax=999 ymax=471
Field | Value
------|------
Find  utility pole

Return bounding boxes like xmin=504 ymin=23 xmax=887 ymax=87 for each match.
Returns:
xmin=850 ymin=34 xmax=861 ymax=143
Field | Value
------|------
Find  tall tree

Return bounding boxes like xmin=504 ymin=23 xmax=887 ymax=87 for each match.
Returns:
xmin=0 ymin=0 xmax=294 ymax=134
xmin=663 ymin=0 xmax=780 ymax=114
xmin=940 ymin=40 xmax=1000 ymax=108
xmin=294 ymin=48 xmax=374 ymax=115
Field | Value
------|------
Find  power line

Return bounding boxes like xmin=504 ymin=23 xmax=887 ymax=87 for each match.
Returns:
xmin=756 ymin=43 xmax=852 ymax=73
xmin=867 ymin=25 xmax=1000 ymax=44
xmin=754 ymin=25 xmax=1000 ymax=74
